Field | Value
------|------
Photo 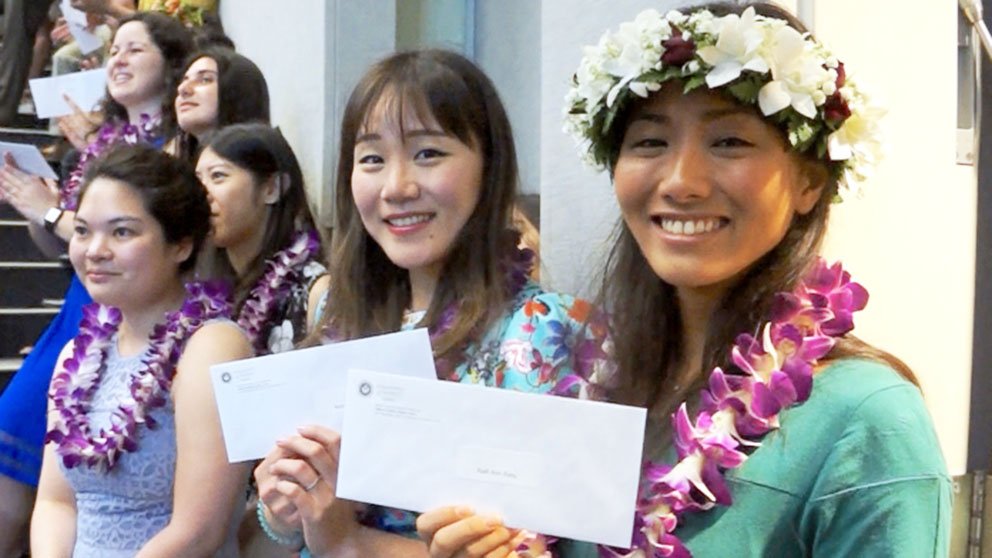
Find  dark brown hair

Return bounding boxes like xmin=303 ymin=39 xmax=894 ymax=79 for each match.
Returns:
xmin=79 ymin=144 xmax=210 ymax=273
xmin=175 ymin=47 xmax=271 ymax=162
xmin=600 ymin=1 xmax=916 ymax=413
xmin=307 ymin=49 xmax=520 ymax=368
xmin=102 ymin=12 xmax=194 ymax=138
xmin=199 ymin=123 xmax=319 ymax=314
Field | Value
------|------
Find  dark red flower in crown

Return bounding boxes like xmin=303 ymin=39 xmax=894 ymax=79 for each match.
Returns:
xmin=834 ymin=61 xmax=846 ymax=89
xmin=661 ymin=27 xmax=696 ymax=67
xmin=823 ymin=92 xmax=851 ymax=124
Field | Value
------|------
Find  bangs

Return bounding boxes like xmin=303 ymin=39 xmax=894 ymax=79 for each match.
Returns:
xmin=353 ymin=61 xmax=482 ymax=150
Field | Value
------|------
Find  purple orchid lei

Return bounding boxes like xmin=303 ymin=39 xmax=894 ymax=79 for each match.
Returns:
xmin=236 ymin=228 xmax=322 ymax=355
xmin=45 ymin=281 xmax=230 ymax=472
xmin=537 ymin=258 xmax=868 ymax=558
xmin=60 ymin=113 xmax=162 ymax=211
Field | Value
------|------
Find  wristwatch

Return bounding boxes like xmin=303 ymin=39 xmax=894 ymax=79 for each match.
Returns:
xmin=43 ymin=206 xmax=64 ymax=233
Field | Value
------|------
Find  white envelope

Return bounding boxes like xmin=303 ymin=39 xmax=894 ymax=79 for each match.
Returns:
xmin=337 ymin=369 xmax=647 ymax=548
xmin=210 ymin=329 xmax=438 ymax=462
xmin=0 ymin=142 xmax=58 ymax=180
xmin=29 ymin=70 xmax=107 ymax=119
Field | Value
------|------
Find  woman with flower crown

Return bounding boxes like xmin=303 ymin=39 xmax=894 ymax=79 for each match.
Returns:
xmin=0 ymin=12 xmax=192 ymax=554
xmin=30 ymin=144 xmax=253 ymax=557
xmin=249 ymin=49 xmax=608 ymax=558
xmin=548 ymin=2 xmax=951 ymax=557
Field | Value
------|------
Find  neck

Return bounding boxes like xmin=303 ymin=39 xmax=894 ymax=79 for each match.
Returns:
xmin=674 ymin=284 xmax=728 ymax=385
xmin=226 ymin=224 xmax=269 ymax=277
xmin=116 ymin=281 xmax=187 ymax=355
xmin=408 ymin=265 xmax=440 ymax=312
xmin=125 ymin=98 xmax=163 ymax=126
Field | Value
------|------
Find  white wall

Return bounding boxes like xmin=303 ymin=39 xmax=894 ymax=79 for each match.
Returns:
xmin=475 ymin=0 xmax=541 ymax=195
xmin=219 ymin=0 xmax=396 ymax=224
xmin=816 ymin=1 xmax=975 ymax=474
xmin=539 ymin=0 xmax=975 ymax=473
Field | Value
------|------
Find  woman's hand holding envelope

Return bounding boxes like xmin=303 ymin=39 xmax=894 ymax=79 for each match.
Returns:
xmin=416 ymin=507 xmax=536 ymax=558
xmin=0 ymin=154 xmax=59 ymax=225
xmin=256 ymin=425 xmax=364 ymax=554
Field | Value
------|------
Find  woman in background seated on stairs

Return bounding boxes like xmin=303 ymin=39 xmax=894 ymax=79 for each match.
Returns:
xmin=0 ymin=12 xmax=191 ymax=556
xmin=195 ymin=123 xmax=329 ymax=557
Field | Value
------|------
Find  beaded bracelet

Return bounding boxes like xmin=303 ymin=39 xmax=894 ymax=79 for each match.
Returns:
xmin=256 ymin=499 xmax=304 ymax=549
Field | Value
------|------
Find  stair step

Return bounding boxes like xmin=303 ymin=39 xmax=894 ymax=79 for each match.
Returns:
xmin=0 ymin=221 xmax=63 ymax=261
xmin=0 ymin=358 xmax=23 ymax=372
xmin=0 ymin=312 xmax=54 ymax=360
xmin=0 ymin=265 xmax=72 ymax=307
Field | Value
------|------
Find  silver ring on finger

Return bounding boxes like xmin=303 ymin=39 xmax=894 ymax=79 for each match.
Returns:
xmin=303 ymin=477 xmax=320 ymax=492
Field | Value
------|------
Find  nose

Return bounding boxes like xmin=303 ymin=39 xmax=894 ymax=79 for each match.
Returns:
xmin=85 ymin=233 xmax=112 ymax=261
xmin=380 ymin=161 xmax=420 ymax=203
xmin=177 ymin=78 xmax=193 ymax=98
xmin=660 ymin=140 xmax=711 ymax=204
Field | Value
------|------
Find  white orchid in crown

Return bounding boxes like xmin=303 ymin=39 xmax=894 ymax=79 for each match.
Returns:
xmin=757 ymin=25 xmax=832 ymax=118
xmin=698 ymin=7 xmax=769 ymax=87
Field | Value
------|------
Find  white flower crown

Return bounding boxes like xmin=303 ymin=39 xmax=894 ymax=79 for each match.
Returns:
xmin=563 ymin=6 xmax=884 ymax=200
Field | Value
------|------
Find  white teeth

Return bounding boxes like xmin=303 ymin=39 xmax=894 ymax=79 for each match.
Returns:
xmin=660 ymin=217 xmax=723 ymax=236
xmin=388 ymin=214 xmax=432 ymax=227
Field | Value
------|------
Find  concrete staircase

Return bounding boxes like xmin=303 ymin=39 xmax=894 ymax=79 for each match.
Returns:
xmin=0 ymin=126 xmax=70 ymax=394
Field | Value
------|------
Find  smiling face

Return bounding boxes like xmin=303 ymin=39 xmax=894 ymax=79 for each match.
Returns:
xmin=176 ymin=56 xmax=219 ymax=137
xmin=350 ymin=98 xmax=484 ymax=280
xmin=69 ymin=177 xmax=191 ymax=310
xmin=613 ymin=85 xmax=823 ymax=297
xmin=106 ymin=21 xmax=167 ymax=112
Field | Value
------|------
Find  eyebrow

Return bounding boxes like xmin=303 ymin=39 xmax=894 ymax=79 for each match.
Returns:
xmin=630 ymin=106 xmax=756 ymax=125
xmin=355 ymin=129 xmax=449 ymax=144
xmin=74 ymin=216 xmax=142 ymax=225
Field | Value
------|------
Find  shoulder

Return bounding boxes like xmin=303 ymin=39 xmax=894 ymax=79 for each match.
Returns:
xmin=809 ymin=358 xmax=928 ymax=425
xmin=797 ymin=358 xmax=948 ymax=491
xmin=179 ymin=320 xmax=252 ymax=369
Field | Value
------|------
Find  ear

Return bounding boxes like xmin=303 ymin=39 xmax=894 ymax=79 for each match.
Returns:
xmin=262 ymin=173 xmax=288 ymax=205
xmin=171 ymin=236 xmax=195 ymax=267
xmin=794 ymin=161 xmax=829 ymax=216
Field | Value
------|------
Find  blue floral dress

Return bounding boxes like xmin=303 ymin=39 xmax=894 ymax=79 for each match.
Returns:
xmin=356 ymin=280 xmax=610 ymax=535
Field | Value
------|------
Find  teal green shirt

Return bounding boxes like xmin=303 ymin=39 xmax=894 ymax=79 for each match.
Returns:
xmin=560 ymin=359 xmax=951 ymax=557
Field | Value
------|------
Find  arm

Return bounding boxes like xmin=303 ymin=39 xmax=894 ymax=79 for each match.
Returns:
xmin=306 ymin=274 xmax=330 ymax=331
xmin=0 ymin=155 xmax=71 ymax=257
xmin=30 ymin=343 xmax=79 ymax=558
xmin=135 ymin=322 xmax=253 ymax=557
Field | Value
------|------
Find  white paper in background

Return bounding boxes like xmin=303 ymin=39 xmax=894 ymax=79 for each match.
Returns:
xmin=0 ymin=142 xmax=58 ymax=180
xmin=337 ymin=369 xmax=647 ymax=548
xmin=29 ymin=70 xmax=106 ymax=119
xmin=59 ymin=0 xmax=102 ymax=54
xmin=210 ymin=329 xmax=438 ymax=462
xmin=60 ymin=0 xmax=87 ymax=26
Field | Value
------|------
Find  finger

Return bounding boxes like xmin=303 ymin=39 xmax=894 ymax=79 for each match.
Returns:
xmin=460 ymin=526 xmax=513 ymax=557
xmin=416 ymin=506 xmax=475 ymax=542
xmin=276 ymin=433 xmax=338 ymax=483
xmin=62 ymin=93 xmax=85 ymax=116
xmin=268 ymin=457 xmax=318 ymax=485
xmin=296 ymin=424 xmax=341 ymax=449
xmin=430 ymin=515 xmax=505 ymax=557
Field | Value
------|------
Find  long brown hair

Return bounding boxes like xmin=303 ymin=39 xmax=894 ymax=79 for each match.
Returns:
xmin=600 ymin=1 xmax=917 ymax=414
xmin=306 ymin=49 xmax=521 ymax=368
xmin=200 ymin=123 xmax=320 ymax=316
